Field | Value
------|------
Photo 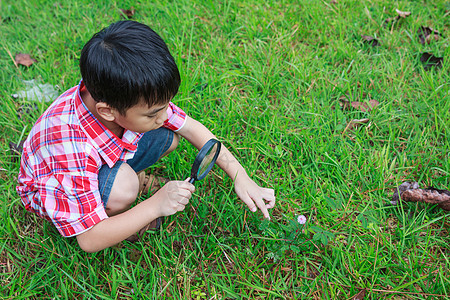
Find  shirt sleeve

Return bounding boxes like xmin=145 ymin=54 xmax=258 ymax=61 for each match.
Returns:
xmin=163 ymin=102 xmax=187 ymax=132
xmin=38 ymin=173 xmax=108 ymax=237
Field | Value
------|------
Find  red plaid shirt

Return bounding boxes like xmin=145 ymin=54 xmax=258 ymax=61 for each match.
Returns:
xmin=17 ymin=81 xmax=186 ymax=237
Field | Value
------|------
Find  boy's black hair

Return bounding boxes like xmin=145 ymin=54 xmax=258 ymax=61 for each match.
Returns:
xmin=80 ymin=20 xmax=180 ymax=114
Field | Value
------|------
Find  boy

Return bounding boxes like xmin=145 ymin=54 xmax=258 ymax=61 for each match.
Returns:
xmin=17 ymin=20 xmax=275 ymax=253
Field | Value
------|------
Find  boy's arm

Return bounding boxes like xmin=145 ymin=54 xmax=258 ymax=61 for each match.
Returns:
xmin=177 ymin=116 xmax=276 ymax=219
xmin=76 ymin=180 xmax=194 ymax=252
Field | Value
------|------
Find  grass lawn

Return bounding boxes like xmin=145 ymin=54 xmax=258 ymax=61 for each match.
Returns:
xmin=1 ymin=0 xmax=449 ymax=299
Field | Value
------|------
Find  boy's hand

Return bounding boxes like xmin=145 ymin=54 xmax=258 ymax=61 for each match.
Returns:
xmin=153 ymin=179 xmax=195 ymax=216
xmin=176 ymin=117 xmax=276 ymax=219
xmin=234 ymin=174 xmax=276 ymax=220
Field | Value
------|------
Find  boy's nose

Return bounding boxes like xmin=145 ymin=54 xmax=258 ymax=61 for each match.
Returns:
xmin=156 ymin=115 xmax=166 ymax=125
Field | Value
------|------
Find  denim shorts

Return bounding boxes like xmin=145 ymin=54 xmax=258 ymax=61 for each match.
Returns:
xmin=98 ymin=127 xmax=174 ymax=206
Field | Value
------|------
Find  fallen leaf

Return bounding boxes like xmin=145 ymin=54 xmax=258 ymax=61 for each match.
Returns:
xmin=339 ymin=95 xmax=351 ymax=110
xmin=119 ymin=7 xmax=135 ymax=19
xmin=353 ymin=288 xmax=367 ymax=300
xmin=361 ymin=35 xmax=380 ymax=47
xmin=191 ymin=83 xmax=208 ymax=94
xmin=418 ymin=26 xmax=442 ymax=44
xmin=351 ymin=99 xmax=379 ymax=112
xmin=350 ymin=101 xmax=367 ymax=111
xmin=420 ymin=52 xmax=443 ymax=70
xmin=330 ymin=0 xmax=338 ymax=4
xmin=17 ymin=103 xmax=39 ymax=119
xmin=339 ymin=94 xmax=379 ymax=112
xmin=383 ymin=16 xmax=398 ymax=27
xmin=395 ymin=9 xmax=411 ymax=18
xmin=15 ymin=53 xmax=36 ymax=67
xmin=9 ymin=140 xmax=25 ymax=162
xmin=343 ymin=118 xmax=370 ymax=133
xmin=383 ymin=9 xmax=411 ymax=27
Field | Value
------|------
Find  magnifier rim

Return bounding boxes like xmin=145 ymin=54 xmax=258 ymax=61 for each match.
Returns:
xmin=190 ymin=139 xmax=221 ymax=181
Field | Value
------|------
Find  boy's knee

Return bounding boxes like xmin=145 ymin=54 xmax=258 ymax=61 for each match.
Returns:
xmin=105 ymin=163 xmax=139 ymax=216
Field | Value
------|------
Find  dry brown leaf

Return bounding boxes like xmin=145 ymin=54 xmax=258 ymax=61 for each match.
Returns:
xmin=383 ymin=9 xmax=411 ymax=27
xmin=17 ymin=103 xmax=39 ymax=120
xmin=339 ymin=94 xmax=379 ymax=112
xmin=353 ymin=288 xmax=367 ymax=300
xmin=418 ymin=26 xmax=442 ymax=44
xmin=338 ymin=95 xmax=351 ymax=110
xmin=395 ymin=9 xmax=411 ymax=18
xmin=343 ymin=118 xmax=369 ymax=133
xmin=9 ymin=140 xmax=25 ymax=162
xmin=383 ymin=16 xmax=397 ymax=26
xmin=351 ymin=99 xmax=379 ymax=112
xmin=119 ymin=7 xmax=135 ymax=19
xmin=420 ymin=52 xmax=443 ymax=70
xmin=361 ymin=35 xmax=380 ymax=47
xmin=350 ymin=101 xmax=368 ymax=111
xmin=15 ymin=53 xmax=36 ymax=67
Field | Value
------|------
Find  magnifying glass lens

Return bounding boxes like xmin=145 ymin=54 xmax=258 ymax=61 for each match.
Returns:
xmin=198 ymin=143 xmax=218 ymax=177
xmin=189 ymin=139 xmax=221 ymax=184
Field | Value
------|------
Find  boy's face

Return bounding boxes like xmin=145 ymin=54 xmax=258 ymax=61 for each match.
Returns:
xmin=113 ymin=100 xmax=169 ymax=133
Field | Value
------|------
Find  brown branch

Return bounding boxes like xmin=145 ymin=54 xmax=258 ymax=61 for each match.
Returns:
xmin=402 ymin=188 xmax=450 ymax=210
xmin=392 ymin=182 xmax=450 ymax=211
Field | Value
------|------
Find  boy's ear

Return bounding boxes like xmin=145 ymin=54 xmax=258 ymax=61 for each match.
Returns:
xmin=95 ymin=102 xmax=116 ymax=121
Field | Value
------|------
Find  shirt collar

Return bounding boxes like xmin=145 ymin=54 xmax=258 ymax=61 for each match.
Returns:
xmin=74 ymin=80 xmax=142 ymax=167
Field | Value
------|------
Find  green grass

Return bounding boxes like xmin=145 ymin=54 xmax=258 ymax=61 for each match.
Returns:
xmin=1 ymin=0 xmax=449 ymax=299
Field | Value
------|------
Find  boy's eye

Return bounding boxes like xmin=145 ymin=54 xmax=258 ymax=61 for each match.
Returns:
xmin=147 ymin=115 xmax=156 ymax=118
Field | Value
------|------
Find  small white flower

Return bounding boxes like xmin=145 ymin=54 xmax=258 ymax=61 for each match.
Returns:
xmin=297 ymin=215 xmax=307 ymax=224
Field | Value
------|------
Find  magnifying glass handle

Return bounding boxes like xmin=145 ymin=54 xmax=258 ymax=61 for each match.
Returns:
xmin=189 ymin=177 xmax=196 ymax=184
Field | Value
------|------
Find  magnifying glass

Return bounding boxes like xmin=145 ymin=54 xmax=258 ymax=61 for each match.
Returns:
xmin=189 ymin=139 xmax=221 ymax=184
